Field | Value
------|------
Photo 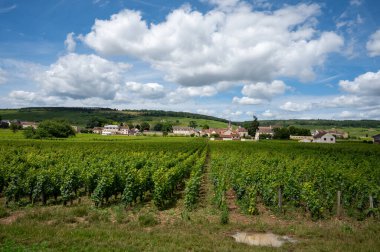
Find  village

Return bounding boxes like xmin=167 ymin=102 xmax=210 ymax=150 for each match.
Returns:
xmin=2 ymin=119 xmax=379 ymax=144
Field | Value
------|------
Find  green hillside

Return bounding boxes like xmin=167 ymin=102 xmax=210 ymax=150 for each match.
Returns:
xmin=0 ymin=107 xmax=231 ymax=129
xmin=252 ymin=119 xmax=380 ymax=139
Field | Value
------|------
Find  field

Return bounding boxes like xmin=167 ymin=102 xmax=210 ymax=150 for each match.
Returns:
xmin=0 ymin=136 xmax=379 ymax=251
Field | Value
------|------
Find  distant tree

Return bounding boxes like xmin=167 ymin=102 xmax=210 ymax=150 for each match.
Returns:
xmin=252 ymin=115 xmax=259 ymax=133
xmin=127 ymin=123 xmax=134 ymax=129
xmin=273 ymin=127 xmax=290 ymax=140
xmin=10 ymin=122 xmax=22 ymax=133
xmin=153 ymin=123 xmax=163 ymax=131
xmin=288 ymin=126 xmax=311 ymax=136
xmin=86 ymin=117 xmax=106 ymax=128
xmin=202 ymin=124 xmax=209 ymax=130
xmin=23 ymin=126 xmax=36 ymax=138
xmin=135 ymin=124 xmax=141 ymax=130
xmin=162 ymin=122 xmax=173 ymax=133
xmin=140 ymin=122 xmax=150 ymax=131
xmin=246 ymin=115 xmax=259 ymax=136
xmin=188 ymin=120 xmax=198 ymax=128
xmin=25 ymin=120 xmax=75 ymax=139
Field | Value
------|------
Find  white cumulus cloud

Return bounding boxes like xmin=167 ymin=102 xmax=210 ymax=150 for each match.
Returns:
xmin=35 ymin=53 xmax=130 ymax=100
xmin=241 ymin=80 xmax=289 ymax=100
xmin=82 ymin=3 xmax=343 ymax=86
xmin=339 ymin=70 xmax=380 ymax=96
xmin=280 ymin=101 xmax=312 ymax=112
xmin=125 ymin=82 xmax=166 ymax=99
xmin=64 ymin=32 xmax=76 ymax=53
xmin=367 ymin=29 xmax=380 ymax=57
xmin=232 ymin=96 xmax=263 ymax=105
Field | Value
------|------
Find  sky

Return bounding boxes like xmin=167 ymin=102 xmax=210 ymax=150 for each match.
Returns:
xmin=0 ymin=0 xmax=380 ymax=121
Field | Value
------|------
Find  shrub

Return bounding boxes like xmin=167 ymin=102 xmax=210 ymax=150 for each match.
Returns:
xmin=24 ymin=120 xmax=75 ymax=139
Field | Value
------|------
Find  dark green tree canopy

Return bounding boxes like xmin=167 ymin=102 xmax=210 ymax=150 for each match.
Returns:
xmin=188 ymin=120 xmax=198 ymax=128
xmin=24 ymin=120 xmax=75 ymax=139
xmin=244 ymin=115 xmax=260 ymax=136
xmin=140 ymin=122 xmax=150 ymax=131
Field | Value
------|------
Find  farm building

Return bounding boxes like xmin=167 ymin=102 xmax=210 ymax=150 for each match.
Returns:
xmin=373 ymin=134 xmax=380 ymax=144
xmin=21 ymin=121 xmax=38 ymax=129
xmin=236 ymin=126 xmax=249 ymax=137
xmin=172 ymin=126 xmax=198 ymax=136
xmin=313 ymin=132 xmax=335 ymax=143
xmin=92 ymin=127 xmax=103 ymax=134
xmin=118 ymin=126 xmax=129 ymax=135
xmin=255 ymin=126 xmax=274 ymax=140
xmin=101 ymin=125 xmax=119 ymax=135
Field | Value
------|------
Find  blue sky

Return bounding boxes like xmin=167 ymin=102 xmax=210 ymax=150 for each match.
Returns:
xmin=0 ymin=0 xmax=380 ymax=121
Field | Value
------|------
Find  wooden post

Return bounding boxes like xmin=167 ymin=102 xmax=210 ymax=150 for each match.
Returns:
xmin=278 ymin=187 xmax=282 ymax=211
xmin=369 ymin=196 xmax=374 ymax=217
xmin=337 ymin=191 xmax=341 ymax=217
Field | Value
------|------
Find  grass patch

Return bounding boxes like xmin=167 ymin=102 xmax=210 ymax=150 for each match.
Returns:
xmin=0 ymin=207 xmax=9 ymax=218
xmin=138 ymin=213 xmax=159 ymax=227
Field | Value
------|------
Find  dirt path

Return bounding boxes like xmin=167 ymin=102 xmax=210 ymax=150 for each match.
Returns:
xmin=225 ymin=189 xmax=252 ymax=224
xmin=0 ymin=211 xmax=25 ymax=225
xmin=198 ymin=148 xmax=212 ymax=208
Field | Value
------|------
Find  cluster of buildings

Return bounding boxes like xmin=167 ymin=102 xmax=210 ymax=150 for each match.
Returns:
xmin=93 ymin=125 xmax=139 ymax=136
xmin=0 ymin=120 xmax=39 ymax=129
xmin=92 ymin=123 xmax=251 ymax=140
xmin=1 ymin=119 xmax=379 ymax=144
xmin=254 ymin=127 xmax=347 ymax=144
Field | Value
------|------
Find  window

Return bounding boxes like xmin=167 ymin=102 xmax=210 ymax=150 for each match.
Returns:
xmin=324 ymin=138 xmax=326 ymax=141
xmin=331 ymin=138 xmax=333 ymax=141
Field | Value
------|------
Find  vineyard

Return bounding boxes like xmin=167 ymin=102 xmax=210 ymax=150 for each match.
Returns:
xmin=210 ymin=141 xmax=380 ymax=220
xmin=0 ymin=138 xmax=380 ymax=251
xmin=0 ymin=139 xmax=207 ymax=211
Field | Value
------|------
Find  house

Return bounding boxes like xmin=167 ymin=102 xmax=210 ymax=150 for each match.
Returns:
xmin=102 ymin=125 xmax=120 ymax=135
xmin=236 ymin=126 xmax=248 ymax=137
xmin=92 ymin=127 xmax=103 ymax=134
xmin=313 ymin=131 xmax=335 ymax=143
xmin=173 ymin=126 xmax=197 ymax=136
xmin=255 ymin=126 xmax=274 ymax=140
xmin=313 ymin=129 xmax=348 ymax=139
xmin=118 ymin=126 xmax=129 ymax=135
xmin=128 ymin=128 xmax=140 ymax=136
xmin=21 ymin=121 xmax=38 ymax=129
xmin=0 ymin=120 xmax=10 ymax=128
xmin=373 ymin=134 xmax=380 ymax=144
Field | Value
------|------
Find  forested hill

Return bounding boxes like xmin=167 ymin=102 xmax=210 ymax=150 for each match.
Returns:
xmin=253 ymin=119 xmax=380 ymax=129
xmin=1 ymin=107 xmax=380 ymax=129
xmin=0 ymin=107 xmax=229 ymax=128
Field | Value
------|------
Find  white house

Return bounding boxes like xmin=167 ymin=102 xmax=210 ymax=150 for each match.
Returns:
xmin=118 ymin=126 xmax=129 ymax=135
xmin=255 ymin=126 xmax=274 ymax=140
xmin=172 ymin=126 xmax=197 ymax=136
xmin=313 ymin=132 xmax=336 ymax=143
xmin=92 ymin=127 xmax=103 ymax=134
xmin=102 ymin=125 xmax=119 ymax=135
xmin=236 ymin=126 xmax=248 ymax=137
